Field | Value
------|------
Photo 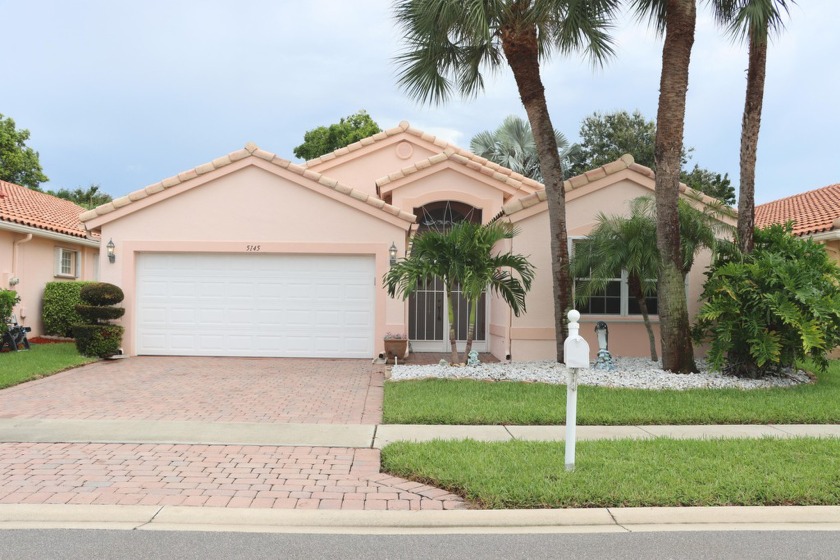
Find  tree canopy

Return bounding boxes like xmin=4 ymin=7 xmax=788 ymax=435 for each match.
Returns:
xmin=567 ymin=110 xmax=735 ymax=206
xmin=292 ymin=110 xmax=381 ymax=160
xmin=47 ymin=184 xmax=113 ymax=210
xmin=0 ymin=113 xmax=49 ymax=189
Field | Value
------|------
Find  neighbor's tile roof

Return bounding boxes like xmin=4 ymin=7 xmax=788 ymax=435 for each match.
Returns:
xmin=499 ymin=155 xmax=730 ymax=217
xmin=755 ymin=183 xmax=840 ymax=236
xmin=79 ymin=143 xmax=416 ymax=224
xmin=307 ymin=120 xmax=544 ymax=193
xmin=0 ymin=179 xmax=91 ymax=239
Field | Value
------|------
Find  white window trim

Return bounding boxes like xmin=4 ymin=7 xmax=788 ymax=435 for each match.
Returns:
xmin=54 ymin=247 xmax=81 ymax=279
xmin=570 ymin=236 xmax=658 ymax=317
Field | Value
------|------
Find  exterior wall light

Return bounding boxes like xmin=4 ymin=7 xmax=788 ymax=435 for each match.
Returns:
xmin=389 ymin=242 xmax=398 ymax=266
xmin=107 ymin=239 xmax=116 ymax=263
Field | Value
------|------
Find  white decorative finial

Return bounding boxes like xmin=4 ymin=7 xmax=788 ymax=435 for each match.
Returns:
xmin=568 ymin=310 xmax=580 ymax=323
xmin=567 ymin=310 xmax=580 ymax=338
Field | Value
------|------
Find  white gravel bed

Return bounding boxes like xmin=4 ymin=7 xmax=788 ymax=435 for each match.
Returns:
xmin=390 ymin=357 xmax=812 ymax=390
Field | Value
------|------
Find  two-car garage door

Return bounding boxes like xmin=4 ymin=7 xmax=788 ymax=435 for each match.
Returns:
xmin=135 ymin=253 xmax=375 ymax=358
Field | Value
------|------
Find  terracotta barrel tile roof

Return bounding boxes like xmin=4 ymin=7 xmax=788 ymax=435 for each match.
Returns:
xmin=0 ymin=180 xmax=91 ymax=238
xmin=755 ymin=183 xmax=840 ymax=236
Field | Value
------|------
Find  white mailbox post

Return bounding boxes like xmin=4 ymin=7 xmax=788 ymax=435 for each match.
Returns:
xmin=563 ymin=310 xmax=590 ymax=471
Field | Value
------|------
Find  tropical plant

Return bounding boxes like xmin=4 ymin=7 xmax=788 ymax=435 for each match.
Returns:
xmin=0 ymin=290 xmax=20 ymax=336
xmin=694 ymin=223 xmax=840 ymax=378
xmin=711 ymin=0 xmax=793 ymax=253
xmin=393 ymin=0 xmax=620 ymax=363
xmin=384 ymin=221 xmax=534 ymax=364
xmin=631 ymin=0 xmax=698 ymax=373
xmin=47 ymin=184 xmax=112 ymax=209
xmin=470 ymin=115 xmax=576 ymax=182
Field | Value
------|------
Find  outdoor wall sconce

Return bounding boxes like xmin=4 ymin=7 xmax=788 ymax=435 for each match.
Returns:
xmin=389 ymin=242 xmax=398 ymax=266
xmin=107 ymin=239 xmax=116 ymax=263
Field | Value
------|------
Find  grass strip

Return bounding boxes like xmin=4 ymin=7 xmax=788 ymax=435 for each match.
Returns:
xmin=381 ymin=437 xmax=840 ymax=509
xmin=383 ymin=361 xmax=840 ymax=425
xmin=0 ymin=343 xmax=96 ymax=389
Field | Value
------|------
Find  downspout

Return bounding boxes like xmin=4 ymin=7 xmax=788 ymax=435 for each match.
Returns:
xmin=10 ymin=234 xmax=33 ymax=319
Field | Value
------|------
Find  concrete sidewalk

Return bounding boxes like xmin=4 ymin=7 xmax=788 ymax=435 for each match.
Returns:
xmin=1 ymin=418 xmax=839 ymax=448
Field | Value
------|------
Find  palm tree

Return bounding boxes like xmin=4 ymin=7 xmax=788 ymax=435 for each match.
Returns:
xmin=711 ymin=0 xmax=793 ymax=254
xmin=393 ymin=0 xmax=619 ymax=363
xmin=630 ymin=0 xmax=698 ymax=373
xmin=571 ymin=206 xmax=660 ymax=360
xmin=384 ymin=221 xmax=534 ymax=364
xmin=470 ymin=115 xmax=576 ymax=182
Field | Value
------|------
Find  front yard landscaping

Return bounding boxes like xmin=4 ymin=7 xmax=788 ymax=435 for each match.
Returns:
xmin=381 ymin=437 xmax=840 ymax=509
xmin=383 ymin=360 xmax=840 ymax=425
xmin=0 ymin=343 xmax=96 ymax=389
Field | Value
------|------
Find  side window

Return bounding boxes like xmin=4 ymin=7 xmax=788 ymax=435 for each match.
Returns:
xmin=54 ymin=248 xmax=80 ymax=278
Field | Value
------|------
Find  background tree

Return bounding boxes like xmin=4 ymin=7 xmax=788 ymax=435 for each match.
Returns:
xmin=632 ymin=0 xmax=699 ymax=373
xmin=0 ymin=113 xmax=48 ymax=189
xmin=470 ymin=115 xmax=576 ymax=183
xmin=384 ymin=221 xmax=534 ymax=364
xmin=393 ymin=0 xmax=620 ymax=363
xmin=292 ymin=110 xmax=381 ymax=160
xmin=712 ymin=0 xmax=793 ymax=253
xmin=568 ymin=109 xmax=734 ymax=205
xmin=47 ymin=184 xmax=113 ymax=209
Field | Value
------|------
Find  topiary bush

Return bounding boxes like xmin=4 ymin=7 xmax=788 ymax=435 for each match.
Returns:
xmin=73 ymin=282 xmax=125 ymax=358
xmin=0 ymin=289 xmax=21 ymax=336
xmin=42 ymin=281 xmax=93 ymax=337
xmin=693 ymin=223 xmax=840 ymax=378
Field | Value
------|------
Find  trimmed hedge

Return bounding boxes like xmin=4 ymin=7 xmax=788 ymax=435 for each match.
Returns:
xmin=42 ymin=281 xmax=93 ymax=337
xmin=72 ymin=324 xmax=125 ymax=358
xmin=80 ymin=283 xmax=124 ymax=307
xmin=75 ymin=305 xmax=126 ymax=322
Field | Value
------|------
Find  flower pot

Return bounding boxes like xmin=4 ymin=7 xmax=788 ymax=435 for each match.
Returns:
xmin=384 ymin=339 xmax=409 ymax=363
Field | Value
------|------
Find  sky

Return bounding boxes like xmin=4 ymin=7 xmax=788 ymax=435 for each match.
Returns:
xmin=2 ymin=0 xmax=837 ymax=205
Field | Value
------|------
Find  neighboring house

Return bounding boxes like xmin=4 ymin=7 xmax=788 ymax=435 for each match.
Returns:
xmin=79 ymin=122 xmax=732 ymax=360
xmin=0 ymin=180 xmax=100 ymax=335
xmin=755 ymin=183 xmax=840 ymax=262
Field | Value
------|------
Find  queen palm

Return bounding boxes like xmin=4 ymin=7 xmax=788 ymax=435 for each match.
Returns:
xmin=393 ymin=0 xmax=619 ymax=362
xmin=384 ymin=221 xmax=534 ymax=364
xmin=470 ymin=115 xmax=576 ymax=183
xmin=712 ymin=0 xmax=793 ymax=254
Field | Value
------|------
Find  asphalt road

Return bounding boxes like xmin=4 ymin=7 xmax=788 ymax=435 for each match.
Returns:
xmin=1 ymin=530 xmax=839 ymax=560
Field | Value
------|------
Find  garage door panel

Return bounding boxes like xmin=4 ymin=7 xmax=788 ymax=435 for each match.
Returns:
xmin=136 ymin=253 xmax=374 ymax=358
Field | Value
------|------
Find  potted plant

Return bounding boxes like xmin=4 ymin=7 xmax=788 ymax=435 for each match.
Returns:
xmin=383 ymin=332 xmax=409 ymax=363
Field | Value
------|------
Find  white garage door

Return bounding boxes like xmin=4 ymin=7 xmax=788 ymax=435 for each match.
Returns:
xmin=135 ymin=253 xmax=375 ymax=358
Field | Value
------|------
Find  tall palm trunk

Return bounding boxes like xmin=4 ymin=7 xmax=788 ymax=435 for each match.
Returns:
xmin=445 ymin=281 xmax=458 ymax=364
xmin=654 ymin=0 xmax=697 ymax=373
xmin=500 ymin=20 xmax=571 ymax=363
xmin=737 ymin=33 xmax=767 ymax=254
xmin=629 ymin=274 xmax=658 ymax=362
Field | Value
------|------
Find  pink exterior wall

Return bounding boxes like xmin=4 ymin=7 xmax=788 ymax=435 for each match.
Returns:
xmin=502 ymin=173 xmax=728 ymax=362
xmin=91 ymin=162 xmax=409 ymax=356
xmin=307 ymin=138 xmax=438 ymax=196
xmin=1 ymin=229 xmax=98 ymax=336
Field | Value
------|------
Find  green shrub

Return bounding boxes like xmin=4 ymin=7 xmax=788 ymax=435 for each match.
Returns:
xmin=694 ymin=223 xmax=840 ymax=377
xmin=80 ymin=283 xmax=124 ymax=306
xmin=0 ymin=290 xmax=21 ymax=335
xmin=42 ymin=281 xmax=93 ymax=337
xmin=72 ymin=324 xmax=124 ymax=358
xmin=75 ymin=305 xmax=126 ymax=323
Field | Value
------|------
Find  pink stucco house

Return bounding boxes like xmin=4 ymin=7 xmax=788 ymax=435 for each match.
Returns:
xmin=1 ymin=180 xmax=99 ymax=335
xmin=79 ymin=121 xmax=732 ymax=361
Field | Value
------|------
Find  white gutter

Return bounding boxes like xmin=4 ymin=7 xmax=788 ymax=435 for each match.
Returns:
xmin=12 ymin=234 xmax=33 ymax=287
xmin=0 ymin=219 xmax=100 ymax=248
xmin=809 ymin=230 xmax=840 ymax=242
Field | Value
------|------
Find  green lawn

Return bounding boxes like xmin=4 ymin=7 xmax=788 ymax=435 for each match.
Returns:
xmin=383 ymin=361 xmax=840 ymax=425
xmin=0 ymin=343 xmax=96 ymax=389
xmin=381 ymin=437 xmax=840 ymax=509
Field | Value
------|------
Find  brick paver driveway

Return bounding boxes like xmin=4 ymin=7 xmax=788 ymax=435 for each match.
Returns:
xmin=0 ymin=356 xmax=467 ymax=510
xmin=0 ymin=356 xmax=384 ymax=424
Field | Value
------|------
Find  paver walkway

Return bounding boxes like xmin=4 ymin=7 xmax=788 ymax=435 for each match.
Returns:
xmin=0 ymin=356 xmax=466 ymax=510
xmin=0 ymin=357 xmax=383 ymax=424
xmin=0 ymin=443 xmax=464 ymax=510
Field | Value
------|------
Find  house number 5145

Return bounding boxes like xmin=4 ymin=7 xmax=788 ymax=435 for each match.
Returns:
xmin=246 ymin=245 xmax=261 ymax=252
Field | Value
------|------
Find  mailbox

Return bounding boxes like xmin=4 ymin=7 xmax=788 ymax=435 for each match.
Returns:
xmin=563 ymin=310 xmax=590 ymax=369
